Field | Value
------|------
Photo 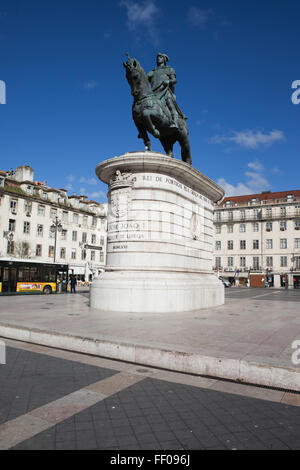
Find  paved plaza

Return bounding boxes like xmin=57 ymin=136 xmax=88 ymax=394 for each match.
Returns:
xmin=0 ymin=289 xmax=299 ymax=390
xmin=0 ymin=338 xmax=300 ymax=450
xmin=0 ymin=288 xmax=300 ymax=450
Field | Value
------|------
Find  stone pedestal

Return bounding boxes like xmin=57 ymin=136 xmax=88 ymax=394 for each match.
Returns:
xmin=90 ymin=152 xmax=225 ymax=313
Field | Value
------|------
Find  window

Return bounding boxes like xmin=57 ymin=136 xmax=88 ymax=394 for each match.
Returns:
xmin=225 ymin=201 xmax=232 ymax=207
xmin=240 ymin=210 xmax=246 ymax=220
xmin=50 ymin=208 xmax=57 ymax=219
xmin=287 ymin=194 xmax=294 ymax=202
xmin=22 ymin=242 xmax=30 ymax=257
xmin=36 ymin=244 xmax=42 ymax=257
xmin=250 ymin=198 xmax=259 ymax=205
xmin=62 ymin=211 xmax=68 ymax=222
xmin=266 ymin=256 xmax=273 ymax=268
xmin=280 ymin=221 xmax=287 ymax=231
xmin=253 ymin=223 xmax=259 ymax=232
xmin=71 ymin=249 xmax=76 ymax=260
xmin=91 ymin=251 xmax=95 ymax=261
xmin=253 ymin=240 xmax=259 ymax=250
xmin=239 ymin=224 xmax=246 ymax=233
xmin=9 ymin=219 xmax=16 ymax=232
xmin=10 ymin=199 xmax=17 ymax=210
xmin=280 ymin=256 xmax=287 ymax=268
xmin=295 ymin=238 xmax=300 ymax=249
xmin=215 ymin=212 xmax=221 ymax=222
xmin=215 ymin=257 xmax=222 ymax=268
xmin=295 ymin=256 xmax=300 ymax=270
xmin=240 ymin=240 xmax=246 ymax=250
xmin=280 ymin=207 xmax=286 ymax=217
xmin=253 ymin=257 xmax=260 ymax=270
xmin=100 ymin=236 xmax=105 ymax=246
xmin=72 ymin=231 xmax=77 ymax=242
xmin=295 ymin=220 xmax=300 ymax=230
xmin=38 ymin=205 xmax=45 ymax=216
xmin=228 ymin=211 xmax=233 ymax=221
xmin=227 ymin=225 xmax=233 ymax=233
xmin=24 ymin=201 xmax=32 ymax=214
xmin=227 ymin=257 xmax=234 ymax=268
xmin=215 ymin=241 xmax=221 ymax=251
xmin=60 ymin=247 xmax=66 ymax=259
xmin=73 ymin=213 xmax=79 ymax=224
xmin=240 ymin=257 xmax=246 ymax=268
xmin=266 ymin=207 xmax=272 ymax=218
xmin=266 ymin=222 xmax=273 ymax=232
xmin=7 ymin=240 xmax=14 ymax=255
xmin=91 ymin=234 xmax=96 ymax=244
xmin=92 ymin=216 xmax=97 ymax=227
xmin=82 ymin=232 xmax=87 ymax=243
xmin=83 ymin=216 xmax=88 ymax=226
xmin=42 ymin=192 xmax=48 ymax=200
xmin=61 ymin=229 xmax=67 ymax=240
xmin=227 ymin=240 xmax=233 ymax=250
xmin=266 ymin=239 xmax=273 ymax=249
xmin=23 ymin=221 xmax=30 ymax=234
xmin=296 ymin=206 xmax=300 ymax=216
xmin=81 ymin=249 xmax=87 ymax=260
xmin=49 ymin=246 xmax=54 ymax=258
xmin=280 ymin=238 xmax=287 ymax=249
xmin=100 ymin=252 xmax=104 ymax=263
xmin=253 ymin=209 xmax=260 ymax=219
xmin=37 ymin=224 xmax=44 ymax=237
xmin=215 ymin=225 xmax=221 ymax=234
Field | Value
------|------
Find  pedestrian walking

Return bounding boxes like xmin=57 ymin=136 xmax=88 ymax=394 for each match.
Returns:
xmin=70 ymin=275 xmax=77 ymax=294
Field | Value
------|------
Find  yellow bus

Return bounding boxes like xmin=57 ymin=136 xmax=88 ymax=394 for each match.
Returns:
xmin=0 ymin=259 xmax=69 ymax=295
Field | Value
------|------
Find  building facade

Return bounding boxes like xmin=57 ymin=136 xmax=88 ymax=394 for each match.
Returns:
xmin=0 ymin=165 xmax=107 ymax=281
xmin=213 ymin=190 xmax=300 ymax=288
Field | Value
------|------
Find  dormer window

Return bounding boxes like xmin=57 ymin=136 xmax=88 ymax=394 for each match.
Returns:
xmin=225 ymin=201 xmax=232 ymax=207
xmin=0 ymin=176 xmax=5 ymax=187
xmin=26 ymin=185 xmax=33 ymax=194
xmin=287 ymin=194 xmax=294 ymax=202
xmin=250 ymin=198 xmax=259 ymax=205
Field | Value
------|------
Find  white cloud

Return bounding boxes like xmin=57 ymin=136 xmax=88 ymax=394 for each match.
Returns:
xmin=120 ymin=0 xmax=161 ymax=44
xmin=211 ymin=129 xmax=285 ymax=149
xmin=67 ymin=174 xmax=75 ymax=182
xmin=79 ymin=176 xmax=97 ymax=185
xmin=187 ymin=7 xmax=213 ymax=28
xmin=248 ymin=160 xmax=264 ymax=172
xmin=65 ymin=183 xmax=73 ymax=191
xmin=217 ymin=164 xmax=270 ymax=197
xmin=88 ymin=191 xmax=107 ymax=201
xmin=79 ymin=187 xmax=86 ymax=194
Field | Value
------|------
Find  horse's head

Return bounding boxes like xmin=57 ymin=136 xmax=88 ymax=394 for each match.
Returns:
xmin=123 ymin=55 xmax=150 ymax=99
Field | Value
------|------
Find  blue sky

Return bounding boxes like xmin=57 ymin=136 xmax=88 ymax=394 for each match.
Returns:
xmin=0 ymin=0 xmax=299 ymax=202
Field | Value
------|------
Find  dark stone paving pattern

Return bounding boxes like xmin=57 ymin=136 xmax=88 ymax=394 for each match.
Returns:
xmin=13 ymin=376 xmax=300 ymax=450
xmin=0 ymin=346 xmax=117 ymax=425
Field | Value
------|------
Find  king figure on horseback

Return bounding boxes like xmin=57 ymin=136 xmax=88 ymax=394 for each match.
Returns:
xmin=148 ymin=53 xmax=187 ymax=130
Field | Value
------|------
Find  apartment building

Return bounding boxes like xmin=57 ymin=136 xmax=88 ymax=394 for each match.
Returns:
xmin=213 ymin=190 xmax=300 ymax=288
xmin=0 ymin=165 xmax=107 ymax=281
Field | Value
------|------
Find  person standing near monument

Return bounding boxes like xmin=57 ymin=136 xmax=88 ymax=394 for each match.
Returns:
xmin=147 ymin=53 xmax=187 ymax=130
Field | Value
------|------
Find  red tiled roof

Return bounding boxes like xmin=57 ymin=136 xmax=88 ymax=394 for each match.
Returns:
xmin=220 ymin=190 xmax=300 ymax=206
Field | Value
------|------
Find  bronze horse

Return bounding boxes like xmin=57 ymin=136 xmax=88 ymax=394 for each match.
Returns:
xmin=124 ymin=57 xmax=192 ymax=165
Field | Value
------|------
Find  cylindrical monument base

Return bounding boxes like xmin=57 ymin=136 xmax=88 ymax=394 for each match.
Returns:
xmin=90 ymin=151 xmax=225 ymax=313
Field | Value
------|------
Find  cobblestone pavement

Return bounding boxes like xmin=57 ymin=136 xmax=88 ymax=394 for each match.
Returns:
xmin=0 ymin=339 xmax=300 ymax=450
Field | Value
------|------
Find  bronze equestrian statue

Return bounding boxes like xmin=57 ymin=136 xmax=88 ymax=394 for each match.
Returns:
xmin=124 ymin=53 xmax=192 ymax=165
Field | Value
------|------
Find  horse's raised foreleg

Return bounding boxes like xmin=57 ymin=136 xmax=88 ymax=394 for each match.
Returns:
xmin=143 ymin=110 xmax=160 ymax=138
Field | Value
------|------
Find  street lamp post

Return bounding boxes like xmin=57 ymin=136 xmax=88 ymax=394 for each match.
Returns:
xmin=50 ymin=216 xmax=62 ymax=263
